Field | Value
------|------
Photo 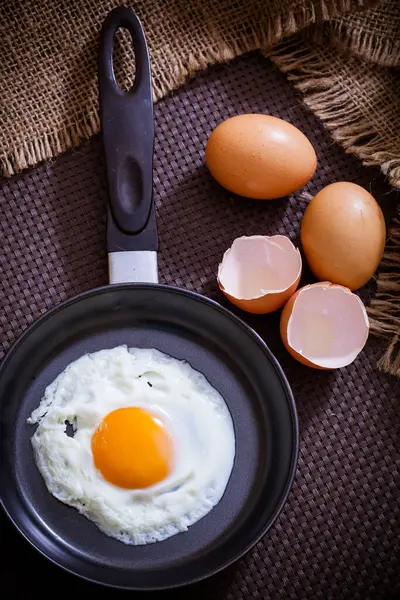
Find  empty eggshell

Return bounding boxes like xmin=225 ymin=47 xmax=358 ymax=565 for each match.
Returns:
xmin=280 ymin=282 xmax=369 ymax=369
xmin=218 ymin=235 xmax=302 ymax=314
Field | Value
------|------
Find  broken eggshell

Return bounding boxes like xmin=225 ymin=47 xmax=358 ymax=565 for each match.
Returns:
xmin=218 ymin=235 xmax=302 ymax=314
xmin=280 ymin=282 xmax=369 ymax=369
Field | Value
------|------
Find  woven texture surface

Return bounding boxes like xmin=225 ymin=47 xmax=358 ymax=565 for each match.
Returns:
xmin=1 ymin=53 xmax=399 ymax=599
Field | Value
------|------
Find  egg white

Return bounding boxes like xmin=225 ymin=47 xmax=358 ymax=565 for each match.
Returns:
xmin=28 ymin=346 xmax=235 ymax=545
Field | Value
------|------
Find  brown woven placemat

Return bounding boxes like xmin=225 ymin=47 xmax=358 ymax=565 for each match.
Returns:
xmin=1 ymin=53 xmax=399 ymax=600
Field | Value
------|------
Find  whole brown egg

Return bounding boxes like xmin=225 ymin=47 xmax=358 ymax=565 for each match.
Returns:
xmin=301 ymin=182 xmax=386 ymax=290
xmin=206 ymin=114 xmax=317 ymax=199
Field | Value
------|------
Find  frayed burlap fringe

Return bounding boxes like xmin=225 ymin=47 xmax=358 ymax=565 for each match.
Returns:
xmin=310 ymin=0 xmax=400 ymax=68
xmin=368 ymin=210 xmax=400 ymax=376
xmin=377 ymin=336 xmax=400 ymax=377
xmin=316 ymin=20 xmax=400 ymax=67
xmin=2 ymin=114 xmax=100 ymax=179
xmin=0 ymin=0 xmax=374 ymax=179
xmin=267 ymin=37 xmax=400 ymax=189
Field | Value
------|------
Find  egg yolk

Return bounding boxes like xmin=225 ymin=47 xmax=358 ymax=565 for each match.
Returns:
xmin=91 ymin=407 xmax=174 ymax=489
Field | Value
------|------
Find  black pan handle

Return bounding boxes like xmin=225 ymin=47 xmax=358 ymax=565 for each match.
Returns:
xmin=99 ymin=6 xmax=157 ymax=247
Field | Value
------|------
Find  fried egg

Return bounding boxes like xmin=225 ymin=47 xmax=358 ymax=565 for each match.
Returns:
xmin=28 ymin=346 xmax=235 ymax=545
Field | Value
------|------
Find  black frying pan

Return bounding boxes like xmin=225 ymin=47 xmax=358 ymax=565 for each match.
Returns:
xmin=0 ymin=7 xmax=298 ymax=591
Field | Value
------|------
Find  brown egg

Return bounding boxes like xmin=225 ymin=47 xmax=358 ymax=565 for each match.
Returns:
xmin=217 ymin=235 xmax=302 ymax=314
xmin=206 ymin=114 xmax=317 ymax=199
xmin=301 ymin=182 xmax=386 ymax=290
xmin=280 ymin=282 xmax=369 ymax=369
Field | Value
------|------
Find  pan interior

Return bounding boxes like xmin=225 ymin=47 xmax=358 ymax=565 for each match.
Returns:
xmin=0 ymin=284 xmax=297 ymax=589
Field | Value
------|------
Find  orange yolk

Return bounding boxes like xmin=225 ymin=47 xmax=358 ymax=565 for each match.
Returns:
xmin=91 ymin=407 xmax=174 ymax=489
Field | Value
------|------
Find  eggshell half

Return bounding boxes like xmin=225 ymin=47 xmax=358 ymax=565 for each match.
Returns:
xmin=206 ymin=114 xmax=317 ymax=199
xmin=280 ymin=282 xmax=369 ymax=369
xmin=301 ymin=182 xmax=386 ymax=290
xmin=218 ymin=235 xmax=302 ymax=314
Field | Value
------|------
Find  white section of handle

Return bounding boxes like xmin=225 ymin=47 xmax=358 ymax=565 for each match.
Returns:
xmin=108 ymin=251 xmax=158 ymax=284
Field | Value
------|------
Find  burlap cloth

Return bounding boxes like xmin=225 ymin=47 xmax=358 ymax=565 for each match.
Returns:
xmin=1 ymin=53 xmax=399 ymax=599
xmin=0 ymin=0 xmax=399 ymax=373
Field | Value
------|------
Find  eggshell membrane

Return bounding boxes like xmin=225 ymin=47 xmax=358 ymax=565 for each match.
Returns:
xmin=301 ymin=182 xmax=386 ymax=290
xmin=218 ymin=235 xmax=302 ymax=314
xmin=206 ymin=114 xmax=317 ymax=199
xmin=280 ymin=282 xmax=369 ymax=369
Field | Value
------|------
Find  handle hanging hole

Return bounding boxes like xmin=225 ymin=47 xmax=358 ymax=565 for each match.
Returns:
xmin=113 ymin=26 xmax=136 ymax=91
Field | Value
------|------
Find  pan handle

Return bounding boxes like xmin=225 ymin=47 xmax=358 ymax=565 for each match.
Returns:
xmin=99 ymin=7 xmax=158 ymax=282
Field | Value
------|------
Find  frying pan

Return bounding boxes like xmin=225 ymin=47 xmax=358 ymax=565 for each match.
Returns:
xmin=0 ymin=7 xmax=298 ymax=590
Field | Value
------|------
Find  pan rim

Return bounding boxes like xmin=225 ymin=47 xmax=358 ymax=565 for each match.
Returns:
xmin=0 ymin=283 xmax=299 ymax=590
